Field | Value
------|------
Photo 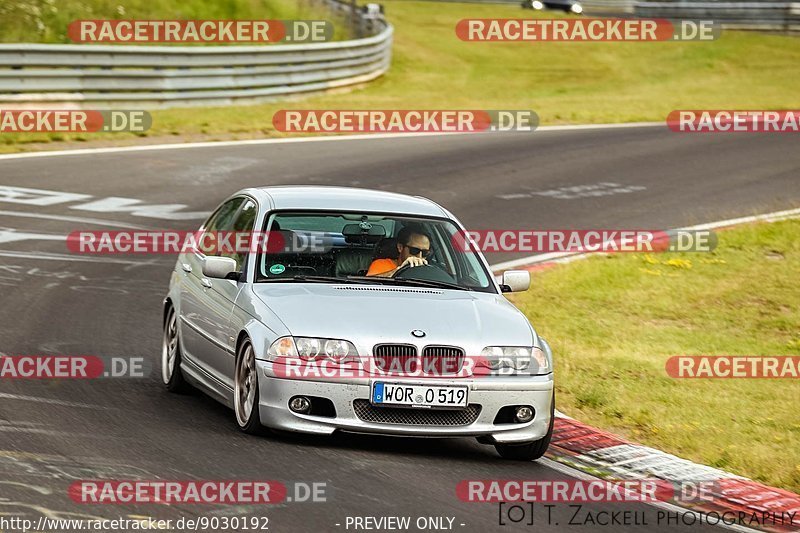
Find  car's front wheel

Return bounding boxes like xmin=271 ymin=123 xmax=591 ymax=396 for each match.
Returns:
xmin=234 ymin=339 xmax=264 ymax=434
xmin=162 ymin=305 xmax=190 ymax=393
xmin=495 ymin=393 xmax=555 ymax=461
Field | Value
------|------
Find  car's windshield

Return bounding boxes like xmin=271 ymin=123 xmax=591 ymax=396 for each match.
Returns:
xmin=255 ymin=211 xmax=495 ymax=293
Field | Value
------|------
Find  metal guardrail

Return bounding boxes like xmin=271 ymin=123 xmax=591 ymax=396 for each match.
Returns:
xmin=404 ymin=0 xmax=800 ymax=31
xmin=579 ymin=0 xmax=636 ymax=14
xmin=581 ymin=0 xmax=800 ymax=30
xmin=0 ymin=1 xmax=392 ymax=108
xmin=633 ymin=1 xmax=800 ymax=30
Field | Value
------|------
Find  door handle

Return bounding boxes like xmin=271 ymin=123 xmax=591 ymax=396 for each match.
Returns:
xmin=201 ymin=278 xmax=213 ymax=289
xmin=181 ymin=263 xmax=192 ymax=273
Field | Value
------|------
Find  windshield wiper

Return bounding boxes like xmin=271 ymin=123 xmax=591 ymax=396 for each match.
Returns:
xmin=347 ymin=276 xmax=468 ymax=291
xmin=261 ymin=275 xmax=468 ymax=291
xmin=392 ymin=278 xmax=468 ymax=291
xmin=260 ymin=275 xmax=366 ymax=284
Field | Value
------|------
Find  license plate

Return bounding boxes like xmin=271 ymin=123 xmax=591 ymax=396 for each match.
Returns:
xmin=371 ymin=382 xmax=468 ymax=409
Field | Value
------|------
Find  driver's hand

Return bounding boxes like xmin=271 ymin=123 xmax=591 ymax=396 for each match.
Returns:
xmin=400 ymin=256 xmax=427 ymax=269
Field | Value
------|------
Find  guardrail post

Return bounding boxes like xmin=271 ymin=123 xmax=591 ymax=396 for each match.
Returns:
xmin=351 ymin=0 xmax=361 ymax=38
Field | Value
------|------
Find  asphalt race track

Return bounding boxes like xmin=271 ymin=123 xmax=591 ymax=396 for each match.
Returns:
xmin=0 ymin=125 xmax=798 ymax=532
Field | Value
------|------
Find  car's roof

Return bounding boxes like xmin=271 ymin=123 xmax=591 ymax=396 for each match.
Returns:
xmin=241 ymin=186 xmax=449 ymax=218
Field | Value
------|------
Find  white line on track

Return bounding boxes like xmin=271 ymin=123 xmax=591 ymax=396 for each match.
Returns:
xmin=0 ymin=122 xmax=664 ymax=161
xmin=0 ymin=250 xmax=170 ymax=267
xmin=490 ymin=206 xmax=800 ymax=271
xmin=0 ymin=426 xmax=72 ymax=436
xmin=0 ymin=210 xmax=155 ymax=230
xmin=0 ymin=392 xmax=107 ymax=409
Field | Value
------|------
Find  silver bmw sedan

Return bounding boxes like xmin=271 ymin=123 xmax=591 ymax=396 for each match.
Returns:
xmin=162 ymin=186 xmax=555 ymax=460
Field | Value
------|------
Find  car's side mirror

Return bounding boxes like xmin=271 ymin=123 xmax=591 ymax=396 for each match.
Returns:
xmin=202 ymin=256 xmax=239 ymax=280
xmin=499 ymin=270 xmax=531 ymax=293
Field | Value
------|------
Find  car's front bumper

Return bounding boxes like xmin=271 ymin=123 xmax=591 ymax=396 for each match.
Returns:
xmin=256 ymin=361 xmax=554 ymax=444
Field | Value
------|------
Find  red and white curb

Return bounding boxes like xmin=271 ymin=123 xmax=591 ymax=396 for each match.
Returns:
xmin=543 ymin=415 xmax=799 ymax=532
xmin=490 ymin=207 xmax=800 ymax=533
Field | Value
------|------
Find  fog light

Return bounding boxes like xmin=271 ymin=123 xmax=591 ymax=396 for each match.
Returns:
xmin=289 ymin=396 xmax=311 ymax=414
xmin=515 ymin=406 xmax=534 ymax=423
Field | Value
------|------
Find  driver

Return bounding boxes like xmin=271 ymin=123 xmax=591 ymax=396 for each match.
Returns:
xmin=366 ymin=226 xmax=431 ymax=277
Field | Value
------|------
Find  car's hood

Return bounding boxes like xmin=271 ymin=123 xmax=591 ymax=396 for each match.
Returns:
xmin=251 ymin=283 xmax=536 ymax=354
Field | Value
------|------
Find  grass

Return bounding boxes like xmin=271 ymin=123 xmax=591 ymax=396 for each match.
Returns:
xmin=0 ymin=0 xmax=343 ymax=43
xmin=508 ymin=219 xmax=800 ymax=492
xmin=2 ymin=1 xmax=800 ymax=151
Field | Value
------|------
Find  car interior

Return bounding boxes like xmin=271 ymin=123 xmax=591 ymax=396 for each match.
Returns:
xmin=259 ymin=227 xmax=398 ymax=278
xmin=254 ymin=213 xmax=492 ymax=291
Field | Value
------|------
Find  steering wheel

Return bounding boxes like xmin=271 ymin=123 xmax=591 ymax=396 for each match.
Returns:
xmin=393 ymin=262 xmax=456 ymax=284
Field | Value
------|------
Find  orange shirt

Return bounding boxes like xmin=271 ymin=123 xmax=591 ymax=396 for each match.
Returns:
xmin=366 ymin=258 xmax=397 ymax=276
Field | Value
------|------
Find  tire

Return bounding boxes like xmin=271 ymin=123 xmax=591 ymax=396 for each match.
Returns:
xmin=234 ymin=339 xmax=264 ymax=435
xmin=162 ymin=305 xmax=190 ymax=393
xmin=495 ymin=392 xmax=555 ymax=461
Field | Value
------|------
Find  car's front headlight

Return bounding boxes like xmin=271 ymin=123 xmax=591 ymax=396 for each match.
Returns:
xmin=267 ymin=336 xmax=359 ymax=364
xmin=479 ymin=346 xmax=551 ymax=375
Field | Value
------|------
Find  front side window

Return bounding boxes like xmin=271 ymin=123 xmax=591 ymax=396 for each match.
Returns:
xmin=226 ymin=199 xmax=257 ymax=267
xmin=197 ymin=197 xmax=245 ymax=256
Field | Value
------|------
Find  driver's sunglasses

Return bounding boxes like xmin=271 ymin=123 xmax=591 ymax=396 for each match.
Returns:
xmin=404 ymin=244 xmax=432 ymax=258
